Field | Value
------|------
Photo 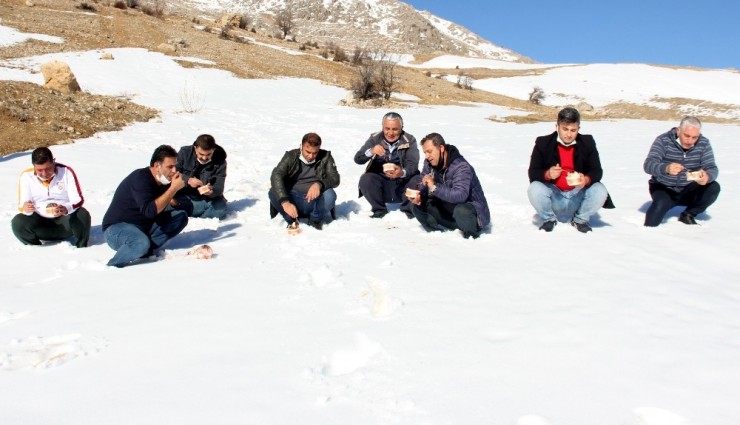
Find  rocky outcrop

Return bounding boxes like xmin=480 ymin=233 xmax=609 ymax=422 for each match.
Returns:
xmin=40 ymin=61 xmax=81 ymax=94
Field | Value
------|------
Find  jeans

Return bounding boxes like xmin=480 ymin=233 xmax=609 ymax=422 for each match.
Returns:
xmin=412 ymin=200 xmax=481 ymax=239
xmin=528 ymin=181 xmax=608 ymax=224
xmin=268 ymin=188 xmax=337 ymax=223
xmin=176 ymin=195 xmax=227 ymax=219
xmin=358 ymin=172 xmax=417 ymax=214
xmin=644 ymin=181 xmax=720 ymax=226
xmin=104 ymin=210 xmax=188 ymax=267
xmin=11 ymin=207 xmax=91 ymax=248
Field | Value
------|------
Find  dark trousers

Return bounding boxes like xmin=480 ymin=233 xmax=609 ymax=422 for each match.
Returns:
xmin=358 ymin=172 xmax=418 ymax=214
xmin=11 ymin=207 xmax=91 ymax=248
xmin=644 ymin=181 xmax=721 ymax=226
xmin=412 ymin=200 xmax=481 ymax=239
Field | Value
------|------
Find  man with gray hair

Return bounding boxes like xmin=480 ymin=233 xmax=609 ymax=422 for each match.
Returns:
xmin=354 ymin=112 xmax=420 ymax=219
xmin=643 ymin=116 xmax=720 ymax=226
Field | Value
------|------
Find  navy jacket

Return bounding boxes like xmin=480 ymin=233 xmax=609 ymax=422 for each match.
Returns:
xmin=102 ymin=167 xmax=168 ymax=231
xmin=420 ymin=145 xmax=491 ymax=228
xmin=176 ymin=144 xmax=227 ymax=198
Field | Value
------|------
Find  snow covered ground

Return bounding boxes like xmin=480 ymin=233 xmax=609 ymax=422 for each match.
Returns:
xmin=2 ymin=27 xmax=740 ymax=425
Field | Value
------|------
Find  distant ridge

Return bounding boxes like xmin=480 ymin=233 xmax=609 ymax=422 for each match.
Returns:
xmin=171 ymin=0 xmax=534 ymax=62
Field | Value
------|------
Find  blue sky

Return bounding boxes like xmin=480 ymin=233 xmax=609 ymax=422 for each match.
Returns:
xmin=403 ymin=0 xmax=739 ymax=69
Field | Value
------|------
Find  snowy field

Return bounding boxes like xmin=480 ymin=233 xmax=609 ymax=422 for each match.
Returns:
xmin=2 ymin=26 xmax=740 ymax=425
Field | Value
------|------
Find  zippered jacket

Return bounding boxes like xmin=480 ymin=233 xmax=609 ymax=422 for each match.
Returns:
xmin=17 ymin=163 xmax=84 ymax=219
xmin=644 ymin=128 xmax=718 ymax=191
xmin=270 ymin=148 xmax=340 ymax=204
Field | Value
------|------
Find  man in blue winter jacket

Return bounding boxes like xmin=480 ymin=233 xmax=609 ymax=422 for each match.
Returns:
xmin=643 ymin=116 xmax=720 ymax=226
xmin=408 ymin=133 xmax=490 ymax=239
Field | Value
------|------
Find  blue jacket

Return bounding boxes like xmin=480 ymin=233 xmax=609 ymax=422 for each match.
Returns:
xmin=420 ymin=145 xmax=490 ymax=228
xmin=644 ymin=127 xmax=718 ymax=191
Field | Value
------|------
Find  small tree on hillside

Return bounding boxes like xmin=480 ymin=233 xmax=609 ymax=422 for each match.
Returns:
xmin=529 ymin=86 xmax=545 ymax=104
xmin=275 ymin=8 xmax=295 ymax=39
xmin=375 ymin=51 xmax=398 ymax=100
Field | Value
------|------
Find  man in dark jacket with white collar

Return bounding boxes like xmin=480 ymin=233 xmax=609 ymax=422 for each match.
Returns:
xmin=354 ymin=112 xmax=420 ymax=219
xmin=269 ymin=132 xmax=340 ymax=230
xmin=643 ymin=116 xmax=720 ymax=226
xmin=175 ymin=134 xmax=228 ymax=219
xmin=409 ymin=133 xmax=490 ymax=239
xmin=527 ymin=107 xmax=614 ymax=233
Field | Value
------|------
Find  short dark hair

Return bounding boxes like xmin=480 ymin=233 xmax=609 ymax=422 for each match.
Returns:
xmin=301 ymin=132 xmax=322 ymax=147
xmin=420 ymin=132 xmax=446 ymax=147
xmin=193 ymin=134 xmax=216 ymax=150
xmin=557 ymin=107 xmax=580 ymax=125
xmin=31 ymin=147 xmax=54 ymax=165
xmin=150 ymin=145 xmax=178 ymax=166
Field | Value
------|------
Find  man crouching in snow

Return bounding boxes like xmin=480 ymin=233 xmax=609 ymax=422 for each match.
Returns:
xmin=102 ymin=145 xmax=188 ymax=267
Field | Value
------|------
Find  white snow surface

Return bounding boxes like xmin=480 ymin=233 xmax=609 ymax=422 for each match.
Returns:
xmin=1 ymin=42 xmax=740 ymax=425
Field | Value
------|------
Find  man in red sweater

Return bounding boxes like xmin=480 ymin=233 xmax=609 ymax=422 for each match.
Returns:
xmin=527 ymin=107 xmax=614 ymax=233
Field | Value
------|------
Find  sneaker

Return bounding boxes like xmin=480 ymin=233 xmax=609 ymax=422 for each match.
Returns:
xmin=570 ymin=220 xmax=592 ymax=233
xmin=307 ymin=219 xmax=323 ymax=230
xmin=678 ymin=212 xmax=698 ymax=225
xmin=371 ymin=210 xmax=388 ymax=219
xmin=538 ymin=220 xmax=556 ymax=232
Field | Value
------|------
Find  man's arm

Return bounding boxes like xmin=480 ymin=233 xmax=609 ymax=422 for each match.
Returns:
xmin=58 ymin=166 xmax=84 ymax=215
xmin=353 ymin=134 xmax=378 ymax=165
xmin=431 ymin=162 xmax=473 ymax=204
xmin=581 ymin=136 xmax=603 ymax=185
xmin=401 ymin=134 xmax=420 ymax=178
xmin=318 ymin=151 xmax=340 ymax=190
xmin=699 ymin=138 xmax=719 ymax=182
xmin=528 ymin=139 xmax=549 ymax=183
xmin=270 ymin=151 xmax=294 ymax=203
xmin=153 ymin=173 xmax=185 ymax=214
xmin=644 ymin=134 xmax=672 ymax=177
xmin=207 ymin=161 xmax=227 ymax=197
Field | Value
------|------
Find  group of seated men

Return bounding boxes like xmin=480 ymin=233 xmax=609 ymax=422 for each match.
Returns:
xmin=12 ymin=108 xmax=720 ymax=267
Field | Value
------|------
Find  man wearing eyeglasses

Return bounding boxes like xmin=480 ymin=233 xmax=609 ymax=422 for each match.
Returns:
xmin=354 ymin=112 xmax=420 ymax=219
xmin=12 ymin=147 xmax=91 ymax=248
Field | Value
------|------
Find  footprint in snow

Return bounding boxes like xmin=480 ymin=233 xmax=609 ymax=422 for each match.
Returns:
xmin=0 ymin=334 xmax=106 ymax=371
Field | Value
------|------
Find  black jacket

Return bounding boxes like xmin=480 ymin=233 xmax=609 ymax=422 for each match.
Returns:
xmin=528 ymin=131 xmax=614 ymax=208
xmin=270 ymin=148 xmax=340 ymax=204
xmin=176 ymin=144 xmax=227 ymax=198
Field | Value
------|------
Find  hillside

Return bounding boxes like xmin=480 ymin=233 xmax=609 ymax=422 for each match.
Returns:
xmin=1 ymin=0 xmax=739 ymax=155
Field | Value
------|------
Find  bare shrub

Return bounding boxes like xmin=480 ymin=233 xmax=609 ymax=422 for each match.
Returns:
xmin=76 ymin=2 xmax=97 ymax=12
xmin=351 ymin=51 xmax=399 ymax=101
xmin=319 ymin=49 xmax=328 ymax=59
xmin=179 ymin=81 xmax=205 ymax=113
xmin=456 ymin=71 xmax=473 ymax=90
xmin=375 ymin=51 xmax=398 ymax=100
xmin=274 ymin=8 xmax=294 ymax=39
xmin=141 ymin=0 xmax=165 ymax=19
xmin=529 ymin=86 xmax=545 ymax=105
xmin=238 ymin=15 xmax=250 ymax=30
xmin=333 ymin=46 xmax=349 ymax=63
xmin=352 ymin=47 xmax=368 ymax=66
xmin=424 ymin=70 xmax=432 ymax=77
xmin=126 ymin=0 xmax=138 ymax=7
xmin=352 ymin=59 xmax=377 ymax=101
xmin=113 ymin=1 xmax=127 ymax=9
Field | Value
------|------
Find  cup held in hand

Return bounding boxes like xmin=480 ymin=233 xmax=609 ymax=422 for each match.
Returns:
xmin=405 ymin=188 xmax=420 ymax=200
xmin=566 ymin=172 xmax=582 ymax=186
xmin=198 ymin=185 xmax=210 ymax=195
xmin=382 ymin=163 xmax=395 ymax=173
xmin=686 ymin=171 xmax=702 ymax=181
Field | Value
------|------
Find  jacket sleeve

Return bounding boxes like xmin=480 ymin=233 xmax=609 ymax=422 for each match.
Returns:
xmin=432 ymin=161 xmax=473 ymax=204
xmin=17 ymin=171 xmax=33 ymax=215
xmin=528 ymin=138 xmax=549 ymax=183
xmin=60 ymin=166 xmax=84 ymax=214
xmin=208 ymin=161 xmax=227 ymax=198
xmin=354 ymin=135 xmax=377 ymax=164
xmin=318 ymin=151 xmax=340 ymax=190
xmin=176 ymin=147 xmax=191 ymax=181
xmin=581 ymin=136 xmax=604 ymax=184
xmin=401 ymin=134 xmax=420 ymax=178
xmin=700 ymin=139 xmax=719 ymax=182
xmin=643 ymin=134 xmax=670 ymax=177
xmin=270 ymin=151 xmax=293 ymax=202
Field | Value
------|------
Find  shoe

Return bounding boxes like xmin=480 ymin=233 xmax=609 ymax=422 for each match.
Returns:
xmin=538 ymin=220 xmax=556 ymax=232
xmin=403 ymin=210 xmax=415 ymax=219
xmin=571 ymin=220 xmax=592 ymax=233
xmin=370 ymin=210 xmax=388 ymax=219
xmin=678 ymin=212 xmax=697 ymax=225
xmin=307 ymin=219 xmax=323 ymax=230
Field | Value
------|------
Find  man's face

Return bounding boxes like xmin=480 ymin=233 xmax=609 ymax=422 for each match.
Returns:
xmin=422 ymin=140 xmax=444 ymax=167
xmin=158 ymin=157 xmax=178 ymax=180
xmin=194 ymin=146 xmax=215 ymax=164
xmin=34 ymin=160 xmax=55 ymax=181
xmin=556 ymin=122 xmax=580 ymax=144
xmin=677 ymin=125 xmax=701 ymax=149
xmin=383 ymin=118 xmax=402 ymax=143
xmin=301 ymin=143 xmax=320 ymax=162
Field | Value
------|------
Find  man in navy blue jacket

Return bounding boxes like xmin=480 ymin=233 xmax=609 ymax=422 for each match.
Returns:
xmin=409 ymin=133 xmax=490 ymax=239
xmin=102 ymin=145 xmax=188 ymax=267
xmin=527 ymin=107 xmax=614 ymax=233
xmin=643 ymin=116 xmax=720 ymax=226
